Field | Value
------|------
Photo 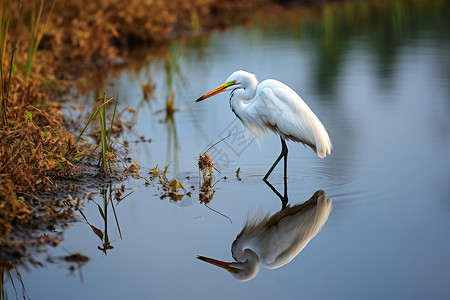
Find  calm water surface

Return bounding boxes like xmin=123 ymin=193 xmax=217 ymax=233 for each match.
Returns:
xmin=7 ymin=1 xmax=450 ymax=299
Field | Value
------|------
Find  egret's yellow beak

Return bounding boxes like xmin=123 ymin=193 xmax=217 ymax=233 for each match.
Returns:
xmin=196 ymin=255 xmax=240 ymax=274
xmin=194 ymin=80 xmax=236 ymax=103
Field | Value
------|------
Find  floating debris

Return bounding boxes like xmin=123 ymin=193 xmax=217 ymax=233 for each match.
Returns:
xmin=146 ymin=165 xmax=191 ymax=202
xmin=236 ymin=167 xmax=242 ymax=181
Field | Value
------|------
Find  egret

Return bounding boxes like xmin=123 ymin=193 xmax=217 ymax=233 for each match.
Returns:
xmin=197 ymin=190 xmax=332 ymax=281
xmin=194 ymin=70 xmax=332 ymax=180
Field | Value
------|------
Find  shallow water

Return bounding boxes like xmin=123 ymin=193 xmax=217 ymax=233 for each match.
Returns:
xmin=5 ymin=1 xmax=450 ymax=299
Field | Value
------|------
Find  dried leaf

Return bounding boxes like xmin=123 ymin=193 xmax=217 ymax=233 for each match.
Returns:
xmin=169 ymin=179 xmax=184 ymax=191
xmin=90 ymin=225 xmax=104 ymax=240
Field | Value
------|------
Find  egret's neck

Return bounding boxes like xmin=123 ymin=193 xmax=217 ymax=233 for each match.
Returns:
xmin=229 ymin=81 xmax=258 ymax=117
xmin=230 ymin=235 xmax=260 ymax=281
xmin=232 ymin=235 xmax=259 ymax=264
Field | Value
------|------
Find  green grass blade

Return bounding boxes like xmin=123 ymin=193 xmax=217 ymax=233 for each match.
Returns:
xmin=75 ymin=106 xmax=100 ymax=143
xmin=107 ymin=93 xmax=119 ymax=143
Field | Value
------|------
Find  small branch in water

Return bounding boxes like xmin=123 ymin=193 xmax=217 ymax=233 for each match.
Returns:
xmin=199 ymin=132 xmax=231 ymax=176
xmin=204 ymin=204 xmax=232 ymax=224
xmin=203 ymin=132 xmax=231 ymax=154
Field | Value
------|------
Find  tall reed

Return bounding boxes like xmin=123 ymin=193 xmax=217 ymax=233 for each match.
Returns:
xmin=0 ymin=0 xmax=56 ymax=127
xmin=0 ymin=0 xmax=12 ymax=127
xmin=25 ymin=0 xmax=56 ymax=79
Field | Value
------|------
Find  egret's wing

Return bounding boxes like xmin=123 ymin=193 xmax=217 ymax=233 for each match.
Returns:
xmin=249 ymin=80 xmax=332 ymax=158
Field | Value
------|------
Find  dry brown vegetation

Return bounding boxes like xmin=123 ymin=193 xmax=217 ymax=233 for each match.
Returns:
xmin=35 ymin=0 xmax=266 ymax=61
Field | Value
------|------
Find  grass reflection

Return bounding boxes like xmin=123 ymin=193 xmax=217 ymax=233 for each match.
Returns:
xmin=79 ymin=184 xmax=131 ymax=255
xmin=0 ymin=262 xmax=28 ymax=300
xmin=313 ymin=0 xmax=450 ymax=93
xmin=0 ymin=249 xmax=89 ymax=299
xmin=250 ymin=0 xmax=450 ymax=95
xmin=152 ymin=45 xmax=186 ymax=171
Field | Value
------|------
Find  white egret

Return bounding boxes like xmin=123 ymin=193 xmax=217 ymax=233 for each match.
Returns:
xmin=194 ymin=70 xmax=332 ymax=180
xmin=197 ymin=190 xmax=332 ymax=281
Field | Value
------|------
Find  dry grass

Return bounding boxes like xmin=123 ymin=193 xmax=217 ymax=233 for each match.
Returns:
xmin=44 ymin=0 xmax=264 ymax=60
xmin=0 ymin=108 xmax=76 ymax=194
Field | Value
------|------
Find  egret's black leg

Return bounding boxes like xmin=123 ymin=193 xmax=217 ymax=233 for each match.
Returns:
xmin=263 ymin=137 xmax=289 ymax=209
xmin=284 ymin=140 xmax=288 ymax=180
xmin=263 ymin=137 xmax=288 ymax=181
xmin=283 ymin=172 xmax=287 ymax=206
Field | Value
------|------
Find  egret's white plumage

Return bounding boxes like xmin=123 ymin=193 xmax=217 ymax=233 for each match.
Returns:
xmin=197 ymin=190 xmax=332 ymax=281
xmin=195 ymin=70 xmax=332 ymax=179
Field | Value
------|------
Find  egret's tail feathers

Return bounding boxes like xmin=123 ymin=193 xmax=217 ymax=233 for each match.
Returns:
xmin=316 ymin=135 xmax=332 ymax=158
xmin=314 ymin=124 xmax=332 ymax=158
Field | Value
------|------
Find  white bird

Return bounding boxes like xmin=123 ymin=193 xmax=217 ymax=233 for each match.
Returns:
xmin=197 ymin=190 xmax=332 ymax=281
xmin=194 ymin=70 xmax=332 ymax=180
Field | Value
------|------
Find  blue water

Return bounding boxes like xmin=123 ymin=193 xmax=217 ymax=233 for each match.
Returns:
xmin=6 ymin=1 xmax=450 ymax=299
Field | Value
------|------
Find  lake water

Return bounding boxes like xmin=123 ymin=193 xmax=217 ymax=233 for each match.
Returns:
xmin=4 ymin=1 xmax=450 ymax=299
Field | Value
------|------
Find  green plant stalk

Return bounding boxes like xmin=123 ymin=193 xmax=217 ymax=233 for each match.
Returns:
xmin=75 ymin=91 xmax=118 ymax=174
xmin=1 ymin=42 xmax=18 ymax=127
xmin=107 ymin=93 xmax=119 ymax=143
xmin=25 ymin=0 xmax=43 ymax=79
xmin=75 ymin=107 xmax=100 ymax=143
xmin=0 ymin=0 xmax=10 ymax=127
xmin=99 ymin=93 xmax=108 ymax=172
xmin=103 ymin=92 xmax=119 ymax=173
xmin=0 ymin=0 xmax=9 ymax=58
xmin=25 ymin=0 xmax=56 ymax=79
xmin=75 ymin=95 xmax=112 ymax=143
xmin=0 ymin=98 xmax=7 ymax=127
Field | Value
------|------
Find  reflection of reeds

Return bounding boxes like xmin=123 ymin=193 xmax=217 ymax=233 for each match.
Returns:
xmin=164 ymin=92 xmax=181 ymax=169
xmin=79 ymin=185 xmax=130 ymax=255
xmin=139 ymin=75 xmax=156 ymax=102
xmin=0 ymin=261 xmax=28 ymax=300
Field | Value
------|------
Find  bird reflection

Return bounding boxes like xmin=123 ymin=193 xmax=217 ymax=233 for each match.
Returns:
xmin=197 ymin=190 xmax=332 ymax=281
xmin=264 ymin=173 xmax=288 ymax=210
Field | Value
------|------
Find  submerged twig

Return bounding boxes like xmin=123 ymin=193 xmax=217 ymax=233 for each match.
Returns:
xmin=203 ymin=132 xmax=231 ymax=154
xmin=204 ymin=204 xmax=232 ymax=224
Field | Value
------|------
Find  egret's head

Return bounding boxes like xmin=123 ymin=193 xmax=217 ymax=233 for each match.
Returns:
xmin=196 ymin=255 xmax=259 ymax=282
xmin=194 ymin=70 xmax=257 ymax=103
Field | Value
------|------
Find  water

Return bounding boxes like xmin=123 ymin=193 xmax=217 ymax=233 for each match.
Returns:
xmin=5 ymin=1 xmax=450 ymax=299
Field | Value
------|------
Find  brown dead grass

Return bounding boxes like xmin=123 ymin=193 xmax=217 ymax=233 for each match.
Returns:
xmin=0 ymin=109 xmax=76 ymax=195
xmin=0 ymin=78 xmax=79 ymax=237
xmin=46 ymin=0 xmax=265 ymax=60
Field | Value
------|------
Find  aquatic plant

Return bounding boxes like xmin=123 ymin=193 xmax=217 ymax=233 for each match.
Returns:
xmin=76 ymin=90 xmax=119 ymax=174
